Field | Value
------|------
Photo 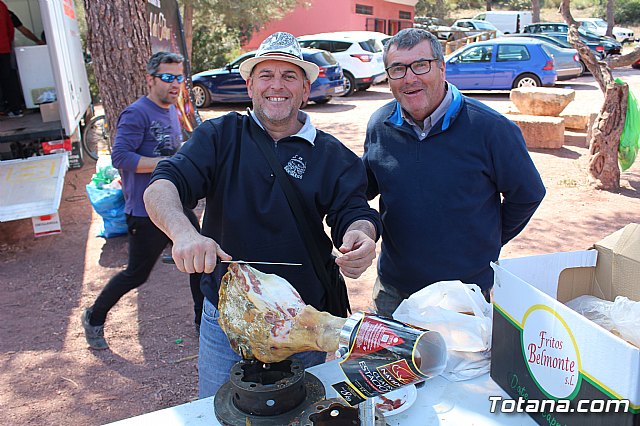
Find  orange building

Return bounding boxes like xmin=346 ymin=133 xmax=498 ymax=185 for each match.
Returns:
xmin=245 ymin=0 xmax=418 ymax=49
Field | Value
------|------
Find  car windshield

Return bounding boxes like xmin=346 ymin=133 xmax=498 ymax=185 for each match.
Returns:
xmin=591 ymin=19 xmax=607 ymax=28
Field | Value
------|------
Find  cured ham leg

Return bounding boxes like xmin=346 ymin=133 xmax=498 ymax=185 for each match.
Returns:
xmin=218 ymin=263 xmax=347 ymax=363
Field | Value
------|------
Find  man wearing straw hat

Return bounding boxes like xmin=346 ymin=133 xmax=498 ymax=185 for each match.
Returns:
xmin=144 ymin=32 xmax=382 ymax=397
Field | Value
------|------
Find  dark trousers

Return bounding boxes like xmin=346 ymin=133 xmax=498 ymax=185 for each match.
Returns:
xmin=89 ymin=209 xmax=204 ymax=326
xmin=0 ymin=53 xmax=22 ymax=112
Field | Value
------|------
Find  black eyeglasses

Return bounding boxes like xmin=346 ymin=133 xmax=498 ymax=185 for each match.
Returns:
xmin=385 ymin=59 xmax=438 ymax=80
xmin=152 ymin=73 xmax=186 ymax=83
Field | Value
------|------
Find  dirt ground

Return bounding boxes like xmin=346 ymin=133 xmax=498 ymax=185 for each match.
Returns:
xmin=2 ymin=68 xmax=640 ymax=425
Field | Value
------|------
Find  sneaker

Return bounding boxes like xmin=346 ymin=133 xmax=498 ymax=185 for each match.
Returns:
xmin=81 ymin=308 xmax=109 ymax=350
xmin=7 ymin=110 xmax=23 ymax=118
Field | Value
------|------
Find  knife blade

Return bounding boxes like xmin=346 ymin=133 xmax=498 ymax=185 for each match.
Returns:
xmin=220 ymin=260 xmax=302 ymax=266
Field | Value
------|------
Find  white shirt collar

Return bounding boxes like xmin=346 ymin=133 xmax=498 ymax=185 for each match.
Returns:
xmin=250 ymin=110 xmax=317 ymax=146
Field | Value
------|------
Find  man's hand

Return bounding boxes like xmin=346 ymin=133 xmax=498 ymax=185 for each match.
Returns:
xmin=171 ymin=230 xmax=232 ymax=274
xmin=335 ymin=223 xmax=377 ymax=279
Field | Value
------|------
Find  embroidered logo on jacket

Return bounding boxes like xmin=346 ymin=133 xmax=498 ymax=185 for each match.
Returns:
xmin=284 ymin=155 xmax=306 ymax=179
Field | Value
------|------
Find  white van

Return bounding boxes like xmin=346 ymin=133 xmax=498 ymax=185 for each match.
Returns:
xmin=472 ymin=11 xmax=533 ymax=34
xmin=1 ymin=0 xmax=91 ymax=224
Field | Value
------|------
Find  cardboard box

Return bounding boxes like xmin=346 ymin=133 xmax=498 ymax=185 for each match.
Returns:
xmin=31 ymin=212 xmax=62 ymax=237
xmin=490 ymin=224 xmax=640 ymax=426
xmin=40 ymin=101 xmax=60 ymax=122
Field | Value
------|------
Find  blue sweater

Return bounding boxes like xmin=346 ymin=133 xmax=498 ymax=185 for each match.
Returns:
xmin=151 ymin=112 xmax=381 ymax=309
xmin=363 ymin=85 xmax=545 ymax=292
xmin=111 ymin=96 xmax=182 ymax=216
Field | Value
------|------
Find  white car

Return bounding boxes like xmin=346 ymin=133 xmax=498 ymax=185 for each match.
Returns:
xmin=451 ymin=19 xmax=504 ymax=40
xmin=298 ymin=32 xmax=387 ymax=97
xmin=577 ymin=18 xmax=634 ymax=43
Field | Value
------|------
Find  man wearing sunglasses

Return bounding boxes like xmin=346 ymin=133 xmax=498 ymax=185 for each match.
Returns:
xmin=363 ymin=28 xmax=546 ymax=317
xmin=81 ymin=51 xmax=204 ymax=350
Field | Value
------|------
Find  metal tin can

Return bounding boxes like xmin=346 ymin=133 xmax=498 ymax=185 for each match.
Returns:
xmin=332 ymin=312 xmax=447 ymax=406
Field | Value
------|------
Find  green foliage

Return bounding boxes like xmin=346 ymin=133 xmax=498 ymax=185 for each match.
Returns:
xmin=451 ymin=0 xmax=485 ymax=10
xmin=572 ymin=0 xmax=598 ymax=11
xmin=492 ymin=0 xmax=532 ymax=10
xmin=191 ymin=21 xmax=240 ymax=73
xmin=182 ymin=0 xmax=304 ymax=72
xmin=609 ymin=0 xmax=640 ymax=23
xmin=415 ymin=0 xmax=451 ymax=19
xmin=74 ymin=0 xmax=100 ymax=103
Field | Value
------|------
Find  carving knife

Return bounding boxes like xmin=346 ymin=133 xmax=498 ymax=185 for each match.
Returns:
xmin=219 ymin=260 xmax=302 ymax=266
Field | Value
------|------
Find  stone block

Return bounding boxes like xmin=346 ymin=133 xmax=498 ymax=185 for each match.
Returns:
xmin=560 ymin=113 xmax=591 ymax=131
xmin=505 ymin=114 xmax=565 ymax=149
xmin=510 ymin=87 xmax=576 ymax=116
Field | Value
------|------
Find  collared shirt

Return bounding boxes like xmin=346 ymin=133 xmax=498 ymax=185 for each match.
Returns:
xmin=402 ymin=84 xmax=453 ymax=140
xmin=250 ymin=110 xmax=317 ymax=145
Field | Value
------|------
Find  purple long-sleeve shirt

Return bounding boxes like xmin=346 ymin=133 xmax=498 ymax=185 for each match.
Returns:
xmin=110 ymin=96 xmax=182 ymax=216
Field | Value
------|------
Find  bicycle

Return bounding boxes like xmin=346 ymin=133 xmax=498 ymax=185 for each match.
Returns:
xmin=82 ymin=114 xmax=110 ymax=161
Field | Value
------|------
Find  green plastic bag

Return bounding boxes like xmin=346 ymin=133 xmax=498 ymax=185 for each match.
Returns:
xmin=617 ymin=78 xmax=640 ymax=171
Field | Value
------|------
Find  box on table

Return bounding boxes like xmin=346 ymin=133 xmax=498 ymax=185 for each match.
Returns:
xmin=490 ymin=223 xmax=640 ymax=426
xmin=40 ymin=101 xmax=60 ymax=122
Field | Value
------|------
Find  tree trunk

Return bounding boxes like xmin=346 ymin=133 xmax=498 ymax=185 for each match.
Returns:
xmin=82 ymin=0 xmax=151 ymax=140
xmin=486 ymin=0 xmax=492 ymax=11
xmin=560 ymin=0 xmax=626 ymax=190
xmin=183 ymin=0 xmax=193 ymax=62
xmin=606 ymin=0 xmax=615 ymax=38
xmin=531 ymin=0 xmax=540 ymax=24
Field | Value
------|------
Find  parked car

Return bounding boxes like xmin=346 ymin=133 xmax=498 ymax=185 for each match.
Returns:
xmin=445 ymin=38 xmax=557 ymax=90
xmin=472 ymin=10 xmax=533 ymax=33
xmin=451 ymin=19 xmax=503 ymax=39
xmin=576 ymin=18 xmax=634 ymax=43
xmin=504 ymin=36 xmax=583 ymax=79
xmin=504 ymin=33 xmax=604 ymax=74
xmin=541 ymin=31 xmax=619 ymax=57
xmin=414 ymin=16 xmax=455 ymax=40
xmin=298 ymin=32 xmax=386 ymax=96
xmin=191 ymin=48 xmax=345 ymax=108
xmin=334 ymin=31 xmax=391 ymax=51
xmin=523 ymin=23 xmax=622 ymax=55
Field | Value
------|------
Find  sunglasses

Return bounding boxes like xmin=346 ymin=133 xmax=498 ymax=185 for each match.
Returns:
xmin=152 ymin=73 xmax=186 ymax=83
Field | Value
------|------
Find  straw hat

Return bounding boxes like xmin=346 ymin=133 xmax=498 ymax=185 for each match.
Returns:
xmin=239 ymin=32 xmax=320 ymax=83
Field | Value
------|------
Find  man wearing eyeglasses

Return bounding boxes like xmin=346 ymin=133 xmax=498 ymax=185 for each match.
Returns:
xmin=81 ymin=51 xmax=204 ymax=350
xmin=363 ymin=28 xmax=546 ymax=317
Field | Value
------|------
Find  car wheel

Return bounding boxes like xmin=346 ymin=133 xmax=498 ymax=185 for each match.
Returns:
xmin=513 ymin=73 xmax=541 ymax=89
xmin=314 ymin=97 xmax=331 ymax=105
xmin=632 ymin=63 xmax=640 ymax=70
xmin=578 ymin=60 xmax=586 ymax=77
xmin=192 ymin=84 xmax=211 ymax=108
xmin=339 ymin=72 xmax=356 ymax=97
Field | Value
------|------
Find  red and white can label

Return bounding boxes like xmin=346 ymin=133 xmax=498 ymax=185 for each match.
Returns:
xmin=333 ymin=314 xmax=429 ymax=405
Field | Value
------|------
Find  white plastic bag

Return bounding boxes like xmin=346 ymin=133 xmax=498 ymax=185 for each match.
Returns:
xmin=566 ymin=294 xmax=640 ymax=347
xmin=393 ymin=280 xmax=493 ymax=381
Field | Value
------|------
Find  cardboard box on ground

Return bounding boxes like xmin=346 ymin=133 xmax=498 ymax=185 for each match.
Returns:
xmin=491 ymin=224 xmax=640 ymax=426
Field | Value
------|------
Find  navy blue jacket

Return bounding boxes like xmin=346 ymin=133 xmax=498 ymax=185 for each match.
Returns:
xmin=151 ymin=112 xmax=381 ymax=309
xmin=363 ymin=84 xmax=545 ymax=292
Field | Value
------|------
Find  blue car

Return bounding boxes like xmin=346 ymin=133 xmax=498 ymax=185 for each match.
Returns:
xmin=191 ymin=48 xmax=345 ymax=108
xmin=445 ymin=39 xmax=557 ymax=90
